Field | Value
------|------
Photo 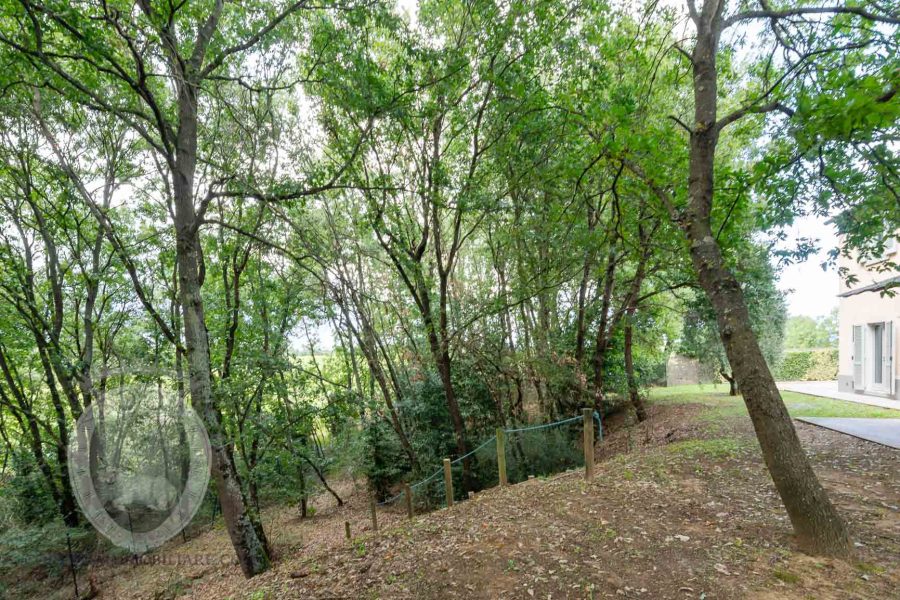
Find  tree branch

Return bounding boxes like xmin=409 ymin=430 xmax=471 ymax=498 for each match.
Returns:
xmin=31 ymin=94 xmax=182 ymax=350
xmin=726 ymin=5 xmax=900 ymax=29
xmin=200 ymin=0 xmax=312 ymax=78
xmin=716 ymin=100 xmax=795 ymax=133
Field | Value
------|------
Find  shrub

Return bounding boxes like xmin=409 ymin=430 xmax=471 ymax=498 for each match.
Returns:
xmin=357 ymin=416 xmax=408 ymax=502
xmin=805 ymin=349 xmax=841 ymax=381
xmin=774 ymin=349 xmax=838 ymax=381
xmin=0 ymin=522 xmax=94 ymax=583
xmin=0 ymin=452 xmax=59 ymax=527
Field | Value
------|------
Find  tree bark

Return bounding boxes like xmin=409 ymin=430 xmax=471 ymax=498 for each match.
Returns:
xmin=719 ymin=369 xmax=738 ymax=396
xmin=574 ymin=199 xmax=599 ymax=408
xmin=172 ymin=79 xmax=270 ymax=576
xmin=334 ymin=281 xmax=419 ymax=471
xmin=0 ymin=348 xmax=65 ymax=515
xmin=591 ymin=248 xmax=617 ymax=414
xmin=417 ymin=270 xmax=471 ymax=489
xmin=624 ymin=314 xmax=647 ymax=422
xmin=33 ymin=338 xmax=80 ymax=526
xmin=298 ymin=464 xmax=308 ymax=519
xmin=683 ymin=1 xmax=850 ymax=557
xmin=300 ymin=454 xmax=344 ymax=507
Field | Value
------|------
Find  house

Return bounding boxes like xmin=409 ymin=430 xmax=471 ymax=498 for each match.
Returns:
xmin=837 ymin=238 xmax=900 ymax=399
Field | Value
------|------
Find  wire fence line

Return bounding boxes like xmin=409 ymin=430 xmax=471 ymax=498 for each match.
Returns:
xmin=378 ymin=410 xmax=602 ymax=508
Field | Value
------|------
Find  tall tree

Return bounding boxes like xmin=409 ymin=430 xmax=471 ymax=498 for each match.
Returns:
xmin=0 ymin=0 xmax=362 ymax=574
xmin=621 ymin=0 xmax=898 ymax=556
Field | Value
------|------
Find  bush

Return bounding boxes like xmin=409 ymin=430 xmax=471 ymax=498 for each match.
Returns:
xmin=362 ymin=364 xmax=584 ymax=508
xmin=0 ymin=522 xmax=94 ymax=583
xmin=0 ymin=452 xmax=59 ymax=527
xmin=774 ymin=349 xmax=838 ymax=381
xmin=357 ymin=416 xmax=408 ymax=502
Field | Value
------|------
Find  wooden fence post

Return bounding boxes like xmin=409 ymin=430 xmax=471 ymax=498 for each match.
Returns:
xmin=496 ymin=427 xmax=508 ymax=486
xmin=583 ymin=408 xmax=594 ymax=481
xmin=370 ymin=498 xmax=378 ymax=532
xmin=443 ymin=458 xmax=454 ymax=507
xmin=404 ymin=483 xmax=413 ymax=519
xmin=66 ymin=531 xmax=79 ymax=599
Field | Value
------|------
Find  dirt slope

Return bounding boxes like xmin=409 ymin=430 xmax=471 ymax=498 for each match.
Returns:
xmin=41 ymin=402 xmax=900 ymax=599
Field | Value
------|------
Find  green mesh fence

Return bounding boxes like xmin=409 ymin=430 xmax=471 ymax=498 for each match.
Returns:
xmin=503 ymin=419 xmax=584 ymax=484
xmin=411 ymin=467 xmax=445 ymax=512
xmin=378 ymin=412 xmax=601 ymax=514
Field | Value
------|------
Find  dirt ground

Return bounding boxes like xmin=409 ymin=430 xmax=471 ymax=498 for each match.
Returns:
xmin=31 ymin=401 xmax=900 ymax=599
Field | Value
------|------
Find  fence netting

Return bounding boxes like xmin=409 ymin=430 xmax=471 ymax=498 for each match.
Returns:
xmin=503 ymin=416 xmax=584 ymax=485
xmin=380 ymin=412 xmax=601 ymax=514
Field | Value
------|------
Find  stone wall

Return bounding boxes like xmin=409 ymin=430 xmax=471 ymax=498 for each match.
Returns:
xmin=666 ymin=355 xmax=719 ymax=386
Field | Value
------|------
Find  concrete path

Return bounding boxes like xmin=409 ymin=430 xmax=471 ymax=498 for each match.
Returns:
xmin=795 ymin=417 xmax=900 ymax=450
xmin=778 ymin=380 xmax=900 ymax=411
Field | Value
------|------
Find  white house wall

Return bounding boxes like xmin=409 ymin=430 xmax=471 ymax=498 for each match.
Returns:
xmin=837 ymin=248 xmax=900 ymax=398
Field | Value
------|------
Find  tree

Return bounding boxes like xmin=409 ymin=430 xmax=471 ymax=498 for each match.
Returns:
xmin=1 ymin=0 xmax=890 ymax=573
xmin=0 ymin=0 xmax=367 ymax=575
xmin=0 ymin=106 xmax=135 ymax=526
xmin=785 ymin=310 xmax=838 ymax=350
xmin=680 ymin=246 xmax=787 ymax=395
xmin=620 ymin=0 xmax=899 ymax=557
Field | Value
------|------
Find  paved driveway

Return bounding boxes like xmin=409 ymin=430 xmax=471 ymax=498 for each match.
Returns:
xmin=778 ymin=380 xmax=900 ymax=411
xmin=795 ymin=417 xmax=900 ymax=449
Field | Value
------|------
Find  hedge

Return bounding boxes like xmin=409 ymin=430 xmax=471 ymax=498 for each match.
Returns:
xmin=774 ymin=349 xmax=838 ymax=381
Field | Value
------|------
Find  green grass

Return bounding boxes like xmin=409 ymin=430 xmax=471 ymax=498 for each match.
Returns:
xmin=650 ymin=384 xmax=899 ymax=419
xmin=666 ymin=438 xmax=749 ymax=460
xmin=772 ymin=568 xmax=801 ymax=584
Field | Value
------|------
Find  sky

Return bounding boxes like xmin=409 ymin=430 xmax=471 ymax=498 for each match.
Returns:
xmin=397 ymin=0 xmax=419 ymax=22
xmin=774 ymin=215 xmax=840 ymax=319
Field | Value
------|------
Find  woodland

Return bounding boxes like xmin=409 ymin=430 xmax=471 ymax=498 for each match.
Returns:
xmin=0 ymin=0 xmax=896 ymax=588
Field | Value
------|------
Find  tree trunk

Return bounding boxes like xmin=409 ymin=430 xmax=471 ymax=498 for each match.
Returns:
xmin=175 ymin=206 xmax=271 ymax=575
xmin=687 ymin=217 xmax=849 ymax=555
xmin=172 ymin=84 xmax=270 ymax=576
xmin=433 ymin=343 xmax=472 ymax=489
xmin=511 ymin=376 xmax=524 ymax=420
xmin=435 ymin=262 xmax=472 ymax=489
xmin=175 ymin=345 xmax=190 ymax=491
xmin=492 ymin=247 xmax=519 ymax=425
xmin=348 ymin=299 xmax=419 ymax=471
xmin=685 ymin=4 xmax=850 ymax=557
xmin=33 ymin=342 xmax=79 ymax=526
xmin=623 ymin=221 xmax=651 ymax=423
xmin=247 ymin=394 xmax=262 ymax=515
xmin=624 ymin=315 xmax=647 ymax=422
xmin=298 ymin=464 xmax=308 ymax=519
xmin=591 ymin=248 xmax=617 ymax=414
xmin=419 ymin=277 xmax=470 ymax=489
xmin=0 ymin=347 xmax=64 ymax=509
xmin=301 ymin=454 xmax=344 ymax=506
xmin=720 ymin=369 xmax=738 ymax=396
xmin=574 ymin=201 xmax=598 ymax=408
